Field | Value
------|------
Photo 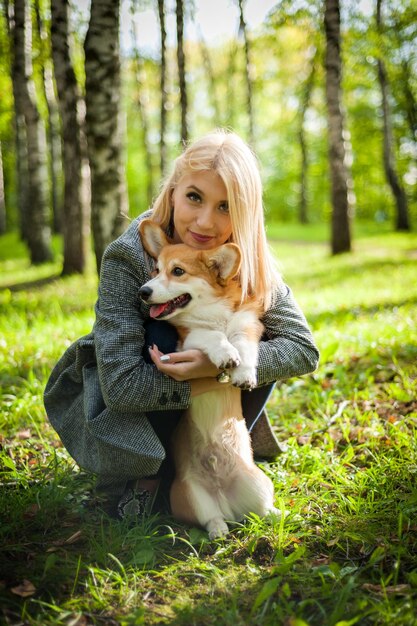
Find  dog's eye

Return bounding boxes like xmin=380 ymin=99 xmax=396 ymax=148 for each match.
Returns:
xmin=151 ymin=266 xmax=159 ymax=278
xmin=172 ymin=266 xmax=185 ymax=276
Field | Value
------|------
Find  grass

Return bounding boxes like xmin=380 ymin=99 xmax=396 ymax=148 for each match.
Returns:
xmin=1 ymin=224 xmax=417 ymax=625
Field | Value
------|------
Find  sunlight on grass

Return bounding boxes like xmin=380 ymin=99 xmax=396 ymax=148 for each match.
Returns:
xmin=1 ymin=226 xmax=417 ymax=626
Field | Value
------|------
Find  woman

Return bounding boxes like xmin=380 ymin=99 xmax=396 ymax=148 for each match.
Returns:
xmin=44 ymin=130 xmax=319 ymax=518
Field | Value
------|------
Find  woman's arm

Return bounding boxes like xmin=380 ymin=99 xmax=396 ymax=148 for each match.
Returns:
xmin=93 ymin=228 xmax=192 ymax=414
xmin=256 ymin=284 xmax=319 ymax=386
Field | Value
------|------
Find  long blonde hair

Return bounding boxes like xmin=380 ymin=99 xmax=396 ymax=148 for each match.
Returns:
xmin=151 ymin=129 xmax=281 ymax=311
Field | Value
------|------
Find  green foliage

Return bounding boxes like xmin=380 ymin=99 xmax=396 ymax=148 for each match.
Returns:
xmin=0 ymin=1 xmax=416 ymax=234
xmin=1 ymin=226 xmax=417 ymax=624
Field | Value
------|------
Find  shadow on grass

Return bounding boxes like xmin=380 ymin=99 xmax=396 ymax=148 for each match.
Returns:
xmin=1 ymin=274 xmax=62 ymax=292
xmin=291 ymin=257 xmax=417 ymax=290
xmin=309 ymin=295 xmax=417 ymax=328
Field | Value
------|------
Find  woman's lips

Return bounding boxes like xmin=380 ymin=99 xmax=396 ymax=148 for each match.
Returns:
xmin=189 ymin=231 xmax=214 ymax=244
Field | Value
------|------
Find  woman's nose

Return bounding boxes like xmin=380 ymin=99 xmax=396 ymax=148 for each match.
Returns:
xmin=196 ymin=207 xmax=214 ymax=229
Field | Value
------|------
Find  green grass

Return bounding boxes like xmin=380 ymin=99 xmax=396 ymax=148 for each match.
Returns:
xmin=1 ymin=225 xmax=417 ymax=625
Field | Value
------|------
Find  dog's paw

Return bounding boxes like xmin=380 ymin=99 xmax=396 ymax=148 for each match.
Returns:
xmin=231 ymin=366 xmax=257 ymax=390
xmin=207 ymin=517 xmax=229 ymax=540
xmin=210 ymin=345 xmax=241 ymax=370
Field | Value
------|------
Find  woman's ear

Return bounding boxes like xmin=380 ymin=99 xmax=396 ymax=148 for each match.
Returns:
xmin=139 ymin=219 xmax=170 ymax=258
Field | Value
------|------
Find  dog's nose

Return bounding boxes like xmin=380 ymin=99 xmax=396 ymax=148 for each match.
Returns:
xmin=139 ymin=286 xmax=153 ymax=301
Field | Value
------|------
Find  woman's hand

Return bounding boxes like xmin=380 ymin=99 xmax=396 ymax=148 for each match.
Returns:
xmin=148 ymin=344 xmax=219 ymax=382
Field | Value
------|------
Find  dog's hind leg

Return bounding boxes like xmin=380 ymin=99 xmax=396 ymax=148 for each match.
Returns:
xmin=171 ymin=478 xmax=229 ymax=540
xmin=228 ymin=466 xmax=275 ymax=521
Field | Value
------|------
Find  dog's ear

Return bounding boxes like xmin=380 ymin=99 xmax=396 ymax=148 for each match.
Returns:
xmin=139 ymin=219 xmax=170 ymax=258
xmin=206 ymin=243 xmax=241 ymax=283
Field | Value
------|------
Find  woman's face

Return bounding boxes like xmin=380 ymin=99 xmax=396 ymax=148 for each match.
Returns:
xmin=171 ymin=170 xmax=233 ymax=249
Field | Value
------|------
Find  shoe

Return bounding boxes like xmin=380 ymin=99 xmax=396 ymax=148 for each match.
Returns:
xmin=250 ymin=410 xmax=285 ymax=459
xmin=117 ymin=478 xmax=160 ymax=520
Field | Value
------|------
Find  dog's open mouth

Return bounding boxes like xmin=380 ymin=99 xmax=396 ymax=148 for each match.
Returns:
xmin=149 ymin=293 xmax=192 ymax=319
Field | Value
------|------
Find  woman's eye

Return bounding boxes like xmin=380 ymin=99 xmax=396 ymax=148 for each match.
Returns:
xmin=187 ymin=192 xmax=201 ymax=203
xmin=219 ymin=203 xmax=229 ymax=213
xmin=172 ymin=267 xmax=185 ymax=276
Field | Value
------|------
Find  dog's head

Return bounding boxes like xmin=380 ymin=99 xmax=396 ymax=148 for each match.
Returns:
xmin=138 ymin=219 xmax=241 ymax=321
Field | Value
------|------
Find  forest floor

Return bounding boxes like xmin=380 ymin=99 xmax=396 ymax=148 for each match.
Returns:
xmin=1 ymin=224 xmax=417 ymax=626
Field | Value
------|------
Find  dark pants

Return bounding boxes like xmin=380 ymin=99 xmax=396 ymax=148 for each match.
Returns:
xmin=144 ymin=320 xmax=275 ymax=478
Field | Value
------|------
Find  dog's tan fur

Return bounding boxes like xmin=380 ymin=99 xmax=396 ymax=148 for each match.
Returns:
xmin=139 ymin=219 xmax=276 ymax=539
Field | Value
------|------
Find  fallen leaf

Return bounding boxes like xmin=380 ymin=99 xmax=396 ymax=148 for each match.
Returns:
xmin=17 ymin=429 xmax=31 ymax=440
xmin=327 ymin=536 xmax=340 ymax=547
xmin=64 ymin=530 xmax=83 ymax=544
xmin=67 ymin=615 xmax=89 ymax=626
xmin=10 ymin=579 xmax=36 ymax=597
xmin=362 ymin=583 xmax=411 ymax=596
xmin=23 ymin=503 xmax=40 ymax=519
xmin=50 ymin=530 xmax=83 ymax=549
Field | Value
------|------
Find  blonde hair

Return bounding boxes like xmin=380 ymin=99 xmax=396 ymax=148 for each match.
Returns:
xmin=151 ymin=129 xmax=281 ymax=311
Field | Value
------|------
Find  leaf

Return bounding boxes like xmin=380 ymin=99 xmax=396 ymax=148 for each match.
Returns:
xmin=1 ymin=456 xmax=17 ymax=472
xmin=133 ymin=546 xmax=155 ymax=566
xmin=64 ymin=530 xmax=83 ymax=544
xmin=362 ymin=583 xmax=411 ymax=596
xmin=188 ymin=527 xmax=209 ymax=545
xmin=251 ymin=576 xmax=281 ymax=612
xmin=369 ymin=545 xmax=386 ymax=565
xmin=10 ymin=579 xmax=36 ymax=597
xmin=43 ymin=552 xmax=57 ymax=577
xmin=16 ymin=429 xmax=31 ymax=439
xmin=50 ymin=530 xmax=83 ymax=548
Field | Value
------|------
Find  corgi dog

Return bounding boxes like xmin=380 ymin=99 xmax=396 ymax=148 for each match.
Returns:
xmin=139 ymin=219 xmax=276 ymax=539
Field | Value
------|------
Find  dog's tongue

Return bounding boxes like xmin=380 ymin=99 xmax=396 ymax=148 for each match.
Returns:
xmin=149 ymin=302 xmax=170 ymax=319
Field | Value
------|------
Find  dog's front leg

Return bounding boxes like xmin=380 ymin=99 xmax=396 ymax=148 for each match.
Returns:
xmin=228 ymin=334 xmax=259 ymax=389
xmin=227 ymin=312 xmax=263 ymax=388
xmin=183 ymin=329 xmax=241 ymax=370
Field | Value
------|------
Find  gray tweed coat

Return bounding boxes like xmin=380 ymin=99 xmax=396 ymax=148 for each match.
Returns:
xmin=44 ymin=211 xmax=319 ymax=489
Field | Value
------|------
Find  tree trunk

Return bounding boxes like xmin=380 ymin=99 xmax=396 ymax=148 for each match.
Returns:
xmin=376 ymin=0 xmax=410 ymax=231
xmin=51 ymin=0 xmax=90 ymax=274
xmin=84 ymin=0 xmax=129 ymax=274
xmin=157 ymin=0 xmax=168 ymax=177
xmin=35 ymin=0 xmax=63 ymax=235
xmin=238 ymin=0 xmax=255 ymax=146
xmin=324 ymin=0 xmax=351 ymax=255
xmin=298 ymin=50 xmax=317 ymax=225
xmin=130 ymin=2 xmax=154 ymax=208
xmin=0 ymin=141 xmax=6 ymax=234
xmin=176 ymin=0 xmax=188 ymax=143
xmin=4 ymin=0 xmax=29 ymax=241
xmin=10 ymin=0 xmax=52 ymax=263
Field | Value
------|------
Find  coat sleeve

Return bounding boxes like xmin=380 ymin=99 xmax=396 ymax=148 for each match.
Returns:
xmin=93 ymin=230 xmax=192 ymax=414
xmin=256 ymin=284 xmax=319 ymax=386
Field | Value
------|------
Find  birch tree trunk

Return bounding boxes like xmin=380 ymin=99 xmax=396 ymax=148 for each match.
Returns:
xmin=4 ymin=0 xmax=29 ymax=241
xmin=10 ymin=0 xmax=52 ymax=263
xmin=324 ymin=0 xmax=351 ymax=254
xmin=176 ymin=0 xmax=188 ymax=143
xmin=158 ymin=0 xmax=168 ymax=176
xmin=238 ymin=0 xmax=255 ymax=146
xmin=376 ymin=0 xmax=410 ymax=231
xmin=51 ymin=0 xmax=89 ymax=274
xmin=84 ymin=0 xmax=129 ymax=274
xmin=298 ymin=50 xmax=317 ymax=224
xmin=35 ymin=0 xmax=62 ymax=234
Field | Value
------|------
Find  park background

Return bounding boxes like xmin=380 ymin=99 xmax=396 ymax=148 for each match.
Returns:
xmin=1 ymin=1 xmax=417 ymax=625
